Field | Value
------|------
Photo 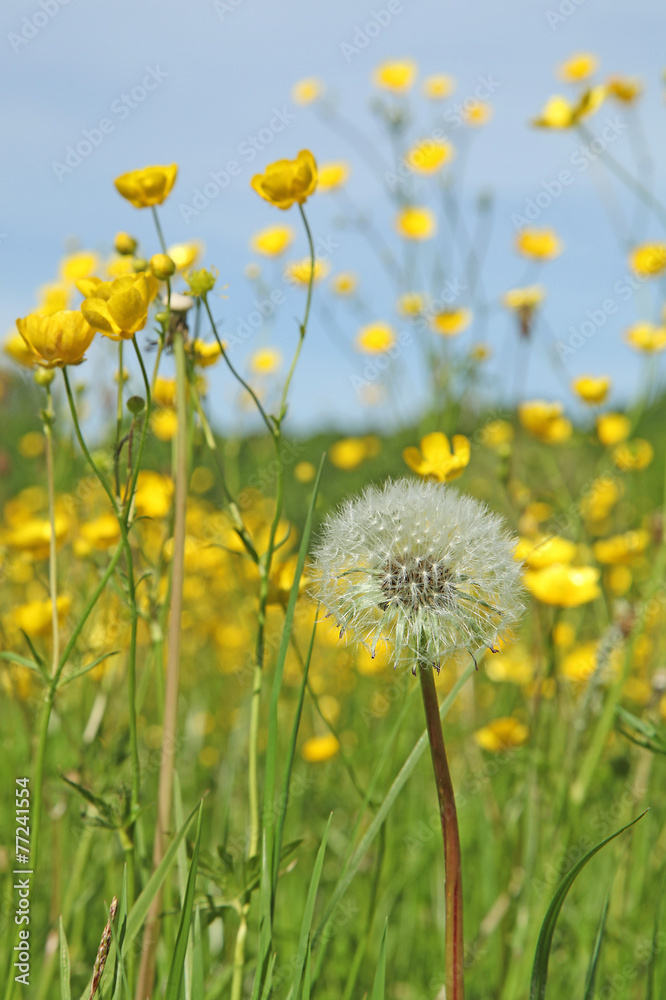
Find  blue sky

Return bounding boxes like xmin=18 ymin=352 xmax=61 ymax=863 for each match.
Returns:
xmin=2 ymin=0 xmax=665 ymax=434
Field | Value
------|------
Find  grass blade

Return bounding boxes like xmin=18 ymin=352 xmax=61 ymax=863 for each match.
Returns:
xmin=370 ymin=919 xmax=388 ymax=1000
xmin=58 ymin=918 xmax=71 ymax=1000
xmin=291 ymin=815 xmax=332 ymax=1000
xmin=165 ymin=801 xmax=204 ymax=1000
xmin=530 ymin=810 xmax=648 ymax=1000
xmin=583 ymin=894 xmax=609 ymax=1000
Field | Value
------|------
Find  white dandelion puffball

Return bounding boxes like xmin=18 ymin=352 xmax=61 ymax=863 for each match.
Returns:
xmin=312 ymin=478 xmax=524 ymax=667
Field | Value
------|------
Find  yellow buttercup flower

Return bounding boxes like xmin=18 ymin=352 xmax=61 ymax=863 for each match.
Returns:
xmin=317 ymin=162 xmax=351 ymax=192
xmin=395 ymin=206 xmax=436 ymax=240
xmin=106 ymin=254 xmax=136 ymax=279
xmin=330 ymin=272 xmax=358 ymax=296
xmin=403 ymin=432 xmax=470 ymax=483
xmin=250 ymin=225 xmax=294 ymax=257
xmin=134 ymin=471 xmax=174 ymax=518
xmin=292 ymin=77 xmax=324 ymax=105
xmin=294 ymin=461 xmax=316 ymax=483
xmin=355 ymin=321 xmax=396 ymax=354
xmin=524 ymin=564 xmax=601 ymax=607
xmin=593 ymin=529 xmax=650 ymax=566
xmin=59 ymin=251 xmax=99 ymax=284
xmin=167 ymin=241 xmax=203 ymax=272
xmin=629 ymin=243 xmax=666 ymax=277
xmin=80 ymin=274 xmax=157 ymax=341
xmin=2 ymin=511 xmax=69 ymax=559
xmin=38 ymin=283 xmax=70 ymax=316
xmin=515 ymin=535 xmax=577 ymax=569
xmin=532 ymin=87 xmax=605 ymax=128
xmin=558 ymin=52 xmax=598 ymax=83
xmin=463 ymin=101 xmax=492 ymax=126
xmin=80 ymin=513 xmax=121 ymax=551
xmin=474 ymin=717 xmax=529 ymax=752
xmin=625 ymin=322 xmax=666 ymax=352
xmin=606 ymin=565 xmax=632 ymax=596
xmin=151 ymin=409 xmax=178 ymax=442
xmin=372 ymin=59 xmax=417 ymax=93
xmin=519 ymin=401 xmax=572 ymax=443
xmin=16 ymin=311 xmax=95 ymax=368
xmin=250 ymin=347 xmax=282 ymax=374
xmin=430 ymin=308 xmax=472 ymax=336
xmin=284 ymin=258 xmax=330 ymax=285
xmin=579 ymin=476 xmax=622 ymax=526
xmin=612 ymin=439 xmax=654 ymax=471
xmin=152 ymin=376 xmax=176 ymax=408
xmin=485 ymin=645 xmax=534 ymax=685
xmin=251 ymin=150 xmax=318 ymax=210
xmin=572 ymin=375 xmax=611 ymax=405
xmin=190 ymin=340 xmax=223 ymax=367
xmin=13 ymin=595 xmax=71 ymax=637
xmin=19 ymin=433 xmax=45 ymax=458
xmin=185 ymin=267 xmax=218 ymax=297
xmin=397 ymin=292 xmax=427 ymax=316
xmin=596 ymin=413 xmax=630 ymax=446
xmin=114 ymin=232 xmax=137 ymax=256
xmin=515 ymin=228 xmax=563 ymax=260
xmin=329 ymin=438 xmax=368 ymax=471
xmin=503 ymin=286 xmax=545 ymax=311
xmin=4 ymin=331 xmax=35 ymax=367
xmin=560 ymin=641 xmax=609 ymax=684
xmin=406 ymin=138 xmax=454 ymax=174
xmin=114 ymin=164 xmax=178 ymax=208
xmin=301 ymin=734 xmax=339 ymax=763
xmin=422 ymin=74 xmax=455 ymax=99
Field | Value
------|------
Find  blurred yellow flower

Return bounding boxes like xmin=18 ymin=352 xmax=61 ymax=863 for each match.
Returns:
xmin=625 ymin=322 xmax=666 ymax=352
xmin=317 ymin=162 xmax=351 ymax=192
xmin=593 ymin=529 xmax=650 ymax=565
xmin=106 ymin=254 xmax=136 ymax=279
xmin=470 ymin=343 xmax=491 ymax=362
xmin=406 ymin=138 xmax=454 ymax=174
xmin=80 ymin=274 xmax=157 ymax=341
xmin=114 ymin=164 xmax=178 ymax=208
xmin=397 ymin=292 xmax=427 ymax=316
xmin=153 ymin=376 xmax=176 ymax=408
xmin=80 ymin=513 xmax=121 ymax=551
xmin=629 ymin=243 xmax=666 ymax=277
xmin=60 ymin=251 xmax=99 ymax=284
xmin=430 ymin=308 xmax=472 ymax=336
xmin=294 ymin=461 xmax=316 ymax=483
xmin=292 ymin=77 xmax=323 ymax=105
xmin=524 ymin=564 xmax=601 ymax=606
xmin=515 ymin=228 xmax=563 ymax=260
xmin=250 ymin=225 xmax=294 ymax=257
xmin=134 ymin=471 xmax=173 ymax=518
xmin=151 ymin=409 xmax=178 ymax=442
xmin=330 ymin=272 xmax=358 ymax=296
xmin=474 ymin=717 xmax=529 ymax=752
xmin=515 ymin=535 xmax=576 ymax=569
xmin=403 ymin=432 xmax=470 ymax=483
xmin=38 ymin=283 xmax=70 ymax=316
xmin=596 ymin=413 xmax=630 ymax=446
xmin=185 ymin=267 xmax=218 ymax=297
xmin=485 ymin=645 xmax=534 ymax=685
xmin=552 ymin=621 xmax=575 ymax=648
xmin=13 ymin=595 xmax=71 ymax=637
xmin=558 ymin=52 xmax=598 ymax=83
xmin=579 ymin=476 xmax=622 ymax=525
xmin=355 ymin=321 xmax=396 ymax=354
xmin=519 ymin=401 xmax=572 ymax=443
xmin=561 ymin=641 xmax=604 ymax=683
xmin=463 ymin=101 xmax=492 ymax=126
xmin=301 ymin=734 xmax=340 ymax=762
xmin=250 ymin=347 xmax=282 ymax=374
xmin=251 ymin=150 xmax=318 ymax=210
xmin=612 ymin=439 xmax=654 ymax=471
xmin=503 ymin=286 xmax=545 ymax=311
xmin=190 ymin=340 xmax=223 ymax=367
xmin=284 ymin=258 xmax=330 ymax=285
xmin=572 ymin=375 xmax=611 ymax=405
xmin=372 ymin=59 xmax=417 ymax=92
xmin=4 ymin=331 xmax=35 ymax=367
xmin=167 ymin=241 xmax=203 ymax=272
xmin=2 ymin=512 xmax=69 ymax=559
xmin=114 ymin=232 xmax=137 ymax=256
xmin=16 ymin=311 xmax=95 ymax=368
xmin=606 ymin=565 xmax=632 ymax=596
xmin=533 ymin=88 xmax=605 ymax=128
xmin=18 ymin=433 xmax=45 ymax=458
xmin=606 ymin=76 xmax=642 ymax=103
xmin=480 ymin=419 xmax=514 ymax=450
xmin=395 ymin=206 xmax=436 ymax=240
xmin=329 ymin=437 xmax=368 ymax=470
xmin=422 ymin=74 xmax=455 ymax=99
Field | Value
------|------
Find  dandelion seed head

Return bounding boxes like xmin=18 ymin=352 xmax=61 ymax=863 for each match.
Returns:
xmin=312 ymin=478 xmax=524 ymax=667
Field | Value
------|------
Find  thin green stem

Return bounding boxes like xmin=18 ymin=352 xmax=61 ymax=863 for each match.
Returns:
xmin=151 ymin=205 xmax=168 ymax=254
xmin=114 ymin=341 xmax=124 ymax=498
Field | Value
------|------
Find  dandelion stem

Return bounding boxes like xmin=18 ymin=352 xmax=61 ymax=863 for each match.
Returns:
xmin=418 ymin=662 xmax=465 ymax=1000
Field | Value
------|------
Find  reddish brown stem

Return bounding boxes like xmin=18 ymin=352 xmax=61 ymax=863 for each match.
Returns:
xmin=419 ymin=662 xmax=465 ymax=1000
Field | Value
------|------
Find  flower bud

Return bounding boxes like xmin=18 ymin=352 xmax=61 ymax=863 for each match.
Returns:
xmin=127 ymin=395 xmax=145 ymax=415
xmin=133 ymin=257 xmax=149 ymax=272
xmin=150 ymin=254 xmax=176 ymax=280
xmin=34 ymin=368 xmax=56 ymax=388
xmin=114 ymin=231 xmax=138 ymax=255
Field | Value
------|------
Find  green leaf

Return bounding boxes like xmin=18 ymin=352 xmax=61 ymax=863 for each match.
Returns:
xmin=78 ymin=799 xmax=201 ymax=1000
xmin=57 ymin=650 xmax=119 ymax=688
xmin=0 ymin=651 xmax=45 ymax=674
xmin=192 ymin=908 xmax=205 ymax=1000
xmin=583 ymin=894 xmax=609 ymax=1000
xmin=291 ymin=816 xmax=332 ymax=1000
xmin=530 ymin=810 xmax=648 ymax=1000
xmin=165 ymin=801 xmax=204 ymax=1000
xmin=616 ymin=706 xmax=666 ymax=756
xmin=645 ymin=875 xmax=665 ymax=1000
xmin=59 ymin=917 xmax=71 ymax=1000
xmin=370 ymin=919 xmax=388 ymax=1000
xmin=110 ymin=866 xmax=129 ymax=1000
